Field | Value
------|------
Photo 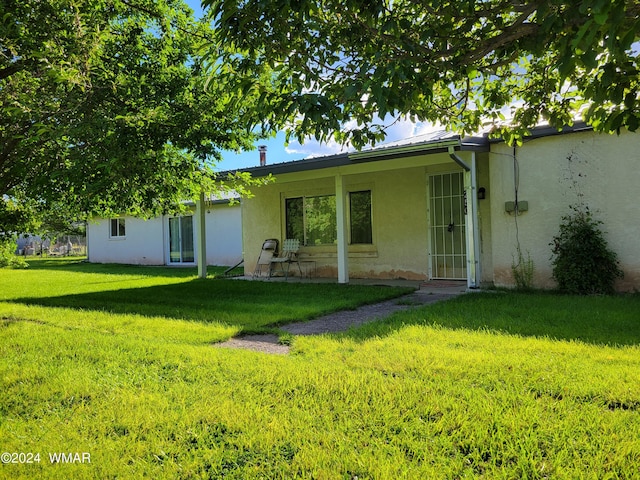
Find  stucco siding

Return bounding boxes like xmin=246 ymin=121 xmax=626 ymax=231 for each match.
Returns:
xmin=242 ymin=183 xmax=286 ymax=274
xmin=475 ymin=154 xmax=493 ymax=286
xmin=363 ymin=168 xmax=429 ymax=280
xmin=242 ymin=157 xmax=465 ymax=280
xmin=205 ymin=203 xmax=243 ymax=266
xmin=489 ymin=130 xmax=640 ymax=291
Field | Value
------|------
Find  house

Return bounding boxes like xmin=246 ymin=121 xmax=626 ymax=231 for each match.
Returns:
xmin=237 ymin=124 xmax=640 ymax=291
xmin=87 ymin=197 xmax=242 ymax=268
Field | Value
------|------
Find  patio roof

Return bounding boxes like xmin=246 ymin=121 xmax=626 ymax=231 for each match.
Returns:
xmin=233 ymin=121 xmax=592 ymax=178
xmin=236 ymin=130 xmax=489 ymax=177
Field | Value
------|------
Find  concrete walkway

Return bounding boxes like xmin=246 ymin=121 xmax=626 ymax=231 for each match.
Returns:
xmin=214 ymin=281 xmax=467 ymax=355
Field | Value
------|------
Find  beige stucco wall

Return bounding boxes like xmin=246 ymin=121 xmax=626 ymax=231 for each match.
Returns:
xmin=488 ymin=129 xmax=640 ymax=291
xmin=475 ymin=154 xmax=493 ymax=286
xmin=243 ymin=153 xmax=469 ymax=280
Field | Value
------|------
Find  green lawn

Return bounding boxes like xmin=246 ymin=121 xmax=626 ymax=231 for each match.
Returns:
xmin=1 ymin=259 xmax=639 ymax=479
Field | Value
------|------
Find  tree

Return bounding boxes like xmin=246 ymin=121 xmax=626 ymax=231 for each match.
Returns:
xmin=1 ymin=0 xmax=264 ymax=235
xmin=205 ymin=0 xmax=640 ymax=148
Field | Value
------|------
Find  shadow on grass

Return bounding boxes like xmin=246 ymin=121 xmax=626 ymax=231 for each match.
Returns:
xmin=339 ymin=291 xmax=640 ymax=347
xmin=23 ymin=258 xmax=240 ymax=279
xmin=10 ymin=279 xmax=412 ymax=332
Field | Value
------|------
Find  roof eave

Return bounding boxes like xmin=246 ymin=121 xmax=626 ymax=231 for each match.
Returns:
xmin=488 ymin=121 xmax=594 ymax=144
xmin=348 ymin=137 xmax=463 ymax=161
xmin=236 ymin=136 xmax=490 ymax=177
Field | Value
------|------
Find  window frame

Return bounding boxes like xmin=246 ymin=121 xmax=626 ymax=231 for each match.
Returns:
xmin=109 ymin=218 xmax=126 ymax=239
xmin=283 ymin=188 xmax=374 ymax=247
xmin=348 ymin=190 xmax=373 ymax=245
xmin=285 ymin=194 xmax=338 ymax=246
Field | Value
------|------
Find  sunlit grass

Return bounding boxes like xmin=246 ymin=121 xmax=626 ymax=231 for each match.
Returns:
xmin=1 ymin=258 xmax=412 ymax=335
xmin=1 ymin=260 xmax=639 ymax=478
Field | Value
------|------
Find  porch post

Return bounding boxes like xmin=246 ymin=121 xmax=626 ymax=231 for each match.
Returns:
xmin=464 ymin=153 xmax=479 ymax=288
xmin=196 ymin=191 xmax=207 ymax=279
xmin=470 ymin=152 xmax=481 ymax=286
xmin=335 ymin=173 xmax=349 ymax=283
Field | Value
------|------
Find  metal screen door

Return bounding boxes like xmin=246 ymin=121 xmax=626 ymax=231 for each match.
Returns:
xmin=429 ymin=172 xmax=467 ymax=279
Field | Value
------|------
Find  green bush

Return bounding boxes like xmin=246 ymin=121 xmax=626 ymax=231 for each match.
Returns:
xmin=551 ymin=209 xmax=622 ymax=294
xmin=0 ymin=237 xmax=28 ymax=269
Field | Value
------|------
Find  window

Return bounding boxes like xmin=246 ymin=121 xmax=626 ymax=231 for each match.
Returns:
xmin=349 ymin=190 xmax=372 ymax=244
xmin=286 ymin=195 xmax=337 ymax=245
xmin=110 ymin=218 xmax=126 ymax=238
xmin=285 ymin=197 xmax=304 ymax=242
xmin=285 ymin=190 xmax=372 ymax=246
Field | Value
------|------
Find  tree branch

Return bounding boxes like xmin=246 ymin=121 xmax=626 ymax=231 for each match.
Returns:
xmin=0 ymin=62 xmax=22 ymax=81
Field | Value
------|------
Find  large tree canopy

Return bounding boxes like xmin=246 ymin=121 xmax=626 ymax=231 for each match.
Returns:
xmin=206 ymin=0 xmax=640 ymax=147
xmin=1 ymin=0 xmax=263 ymax=234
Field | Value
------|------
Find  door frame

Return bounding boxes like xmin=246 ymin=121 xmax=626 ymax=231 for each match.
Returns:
xmin=166 ymin=215 xmax=196 ymax=265
xmin=427 ymin=170 xmax=468 ymax=280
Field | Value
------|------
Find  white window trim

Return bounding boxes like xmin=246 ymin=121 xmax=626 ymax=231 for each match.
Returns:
xmin=109 ymin=218 xmax=126 ymax=240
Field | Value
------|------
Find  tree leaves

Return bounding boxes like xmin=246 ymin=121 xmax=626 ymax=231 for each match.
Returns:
xmin=204 ymin=0 xmax=640 ymax=148
xmin=1 ymin=0 xmax=263 ymax=233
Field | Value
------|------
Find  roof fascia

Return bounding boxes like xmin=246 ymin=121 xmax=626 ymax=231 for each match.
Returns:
xmin=237 ymin=136 xmax=490 ymax=178
xmin=348 ymin=138 xmax=462 ymax=160
xmin=488 ymin=121 xmax=594 ymax=144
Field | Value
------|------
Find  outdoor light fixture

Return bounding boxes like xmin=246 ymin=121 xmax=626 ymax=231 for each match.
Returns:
xmin=478 ymin=187 xmax=486 ymax=200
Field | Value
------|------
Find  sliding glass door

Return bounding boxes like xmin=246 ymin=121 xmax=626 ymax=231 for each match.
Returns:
xmin=169 ymin=216 xmax=194 ymax=263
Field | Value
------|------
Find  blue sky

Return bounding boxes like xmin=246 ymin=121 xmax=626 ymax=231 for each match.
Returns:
xmin=184 ymin=0 xmax=432 ymax=171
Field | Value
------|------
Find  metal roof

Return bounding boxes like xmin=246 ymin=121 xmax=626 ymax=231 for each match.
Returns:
xmin=233 ymin=122 xmax=592 ymax=177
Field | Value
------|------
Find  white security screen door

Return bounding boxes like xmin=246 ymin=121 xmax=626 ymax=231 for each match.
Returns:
xmin=169 ymin=216 xmax=194 ymax=263
xmin=429 ymin=172 xmax=467 ymax=279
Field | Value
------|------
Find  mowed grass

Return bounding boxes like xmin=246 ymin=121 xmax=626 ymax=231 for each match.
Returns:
xmin=1 ymin=259 xmax=639 ymax=479
xmin=0 ymin=258 xmax=412 ymax=339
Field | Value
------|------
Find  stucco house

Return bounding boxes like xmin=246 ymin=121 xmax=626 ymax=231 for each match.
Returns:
xmin=237 ymin=124 xmax=640 ymax=291
xmin=87 ymin=197 xmax=242 ymax=267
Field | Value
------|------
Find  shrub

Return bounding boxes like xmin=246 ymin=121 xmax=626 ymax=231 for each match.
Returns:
xmin=551 ymin=209 xmax=622 ymax=294
xmin=0 ymin=237 xmax=28 ymax=269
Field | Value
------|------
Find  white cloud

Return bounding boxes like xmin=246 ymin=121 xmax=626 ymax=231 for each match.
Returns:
xmin=285 ymin=114 xmax=444 ymax=159
xmin=284 ymin=136 xmax=354 ymax=158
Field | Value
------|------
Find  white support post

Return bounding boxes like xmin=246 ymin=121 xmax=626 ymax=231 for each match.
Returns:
xmin=470 ymin=152 xmax=481 ymax=287
xmin=335 ymin=173 xmax=349 ymax=284
xmin=196 ymin=191 xmax=207 ymax=279
xmin=464 ymin=153 xmax=479 ymax=289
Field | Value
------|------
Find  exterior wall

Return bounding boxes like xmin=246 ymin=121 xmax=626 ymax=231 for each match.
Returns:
xmin=87 ymin=215 xmax=165 ymax=265
xmin=475 ymin=154 xmax=494 ymax=287
xmin=242 ymin=153 xmax=467 ymax=280
xmin=488 ymin=129 xmax=640 ymax=291
xmin=205 ymin=203 xmax=243 ymax=266
xmin=87 ymin=203 xmax=242 ymax=266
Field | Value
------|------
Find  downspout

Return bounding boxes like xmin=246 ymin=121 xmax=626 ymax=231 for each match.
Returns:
xmin=448 ymin=146 xmax=471 ymax=172
xmin=448 ymin=147 xmax=480 ymax=289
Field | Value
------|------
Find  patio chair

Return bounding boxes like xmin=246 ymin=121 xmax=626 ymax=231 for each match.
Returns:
xmin=269 ymin=238 xmax=303 ymax=280
xmin=252 ymin=238 xmax=279 ymax=278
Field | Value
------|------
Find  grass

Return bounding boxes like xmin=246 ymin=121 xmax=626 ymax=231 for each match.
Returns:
xmin=1 ymin=259 xmax=639 ymax=479
xmin=0 ymin=258 xmax=412 ymax=337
